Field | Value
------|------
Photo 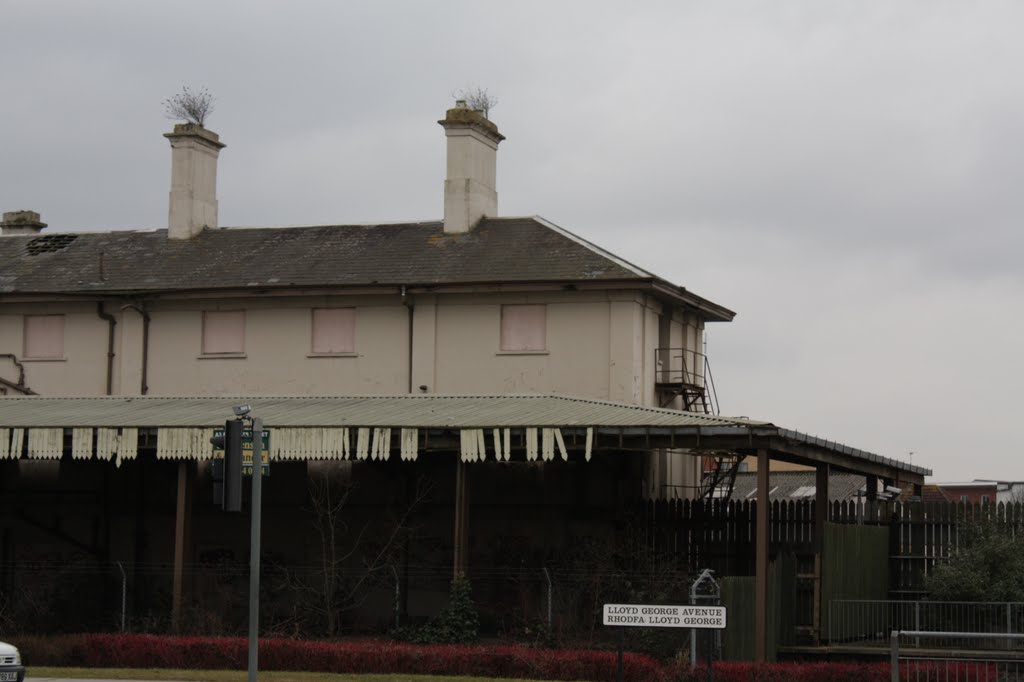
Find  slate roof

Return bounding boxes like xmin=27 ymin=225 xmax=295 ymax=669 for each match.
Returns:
xmin=0 ymin=216 xmax=734 ymax=320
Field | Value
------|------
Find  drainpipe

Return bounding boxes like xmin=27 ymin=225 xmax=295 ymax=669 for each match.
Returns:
xmin=96 ymin=302 xmax=117 ymax=395
xmin=121 ymin=303 xmax=150 ymax=395
xmin=401 ymin=285 xmax=414 ymax=394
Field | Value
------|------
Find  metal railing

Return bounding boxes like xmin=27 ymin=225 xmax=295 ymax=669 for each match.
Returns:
xmin=830 ymin=600 xmax=1024 ymax=648
xmin=654 ymin=347 xmax=708 ymax=387
xmin=891 ymin=631 xmax=1024 ymax=681
xmin=654 ymin=348 xmax=720 ymax=415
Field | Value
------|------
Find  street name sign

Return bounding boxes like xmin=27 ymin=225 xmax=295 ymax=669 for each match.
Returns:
xmin=212 ymin=428 xmax=270 ymax=476
xmin=603 ymin=603 xmax=727 ymax=629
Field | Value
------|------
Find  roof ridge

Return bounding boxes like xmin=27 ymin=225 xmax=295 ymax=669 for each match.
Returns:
xmin=530 ymin=216 xmax=652 ymax=278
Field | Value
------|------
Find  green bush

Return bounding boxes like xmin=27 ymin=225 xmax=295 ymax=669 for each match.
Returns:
xmin=409 ymin=576 xmax=480 ymax=644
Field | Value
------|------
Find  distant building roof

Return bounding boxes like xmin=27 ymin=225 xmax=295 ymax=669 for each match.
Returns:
xmin=727 ymin=470 xmax=895 ymax=502
xmin=0 ymin=216 xmax=734 ymax=321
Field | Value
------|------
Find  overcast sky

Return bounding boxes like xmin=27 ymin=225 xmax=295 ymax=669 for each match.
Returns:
xmin=3 ymin=1 xmax=1022 ymax=482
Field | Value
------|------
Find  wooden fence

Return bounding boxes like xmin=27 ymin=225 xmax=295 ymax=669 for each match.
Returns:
xmin=640 ymin=499 xmax=1024 ymax=595
xmin=638 ymin=498 xmax=1024 ymax=652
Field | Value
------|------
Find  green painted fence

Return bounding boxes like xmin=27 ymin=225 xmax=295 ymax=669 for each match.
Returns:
xmin=721 ymin=554 xmax=797 ymax=662
xmin=821 ymin=521 xmax=889 ymax=641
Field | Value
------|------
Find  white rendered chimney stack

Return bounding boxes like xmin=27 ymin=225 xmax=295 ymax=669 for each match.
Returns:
xmin=438 ymin=100 xmax=505 ymax=233
xmin=0 ymin=210 xmax=47 ymax=236
xmin=164 ymin=123 xmax=225 ymax=239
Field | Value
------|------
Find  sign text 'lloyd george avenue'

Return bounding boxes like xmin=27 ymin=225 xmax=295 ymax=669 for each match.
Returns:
xmin=602 ymin=604 xmax=727 ymax=629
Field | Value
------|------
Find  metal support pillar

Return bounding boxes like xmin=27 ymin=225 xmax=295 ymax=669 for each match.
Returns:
xmin=813 ymin=463 xmax=829 ymax=643
xmin=453 ymin=459 xmax=468 ymax=579
xmin=171 ymin=460 xmax=193 ymax=633
xmin=755 ymin=448 xmax=769 ymax=662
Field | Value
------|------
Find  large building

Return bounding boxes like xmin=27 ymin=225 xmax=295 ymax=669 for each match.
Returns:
xmin=0 ymin=103 xmax=732 ymax=497
xmin=0 ymin=103 xmax=926 ymax=655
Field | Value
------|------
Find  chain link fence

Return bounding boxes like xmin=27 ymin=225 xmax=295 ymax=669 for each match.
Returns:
xmin=0 ymin=558 xmax=703 ymax=658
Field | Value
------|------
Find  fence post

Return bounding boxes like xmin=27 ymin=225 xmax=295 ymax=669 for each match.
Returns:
xmin=890 ymin=630 xmax=900 ymax=682
xmin=543 ymin=567 xmax=552 ymax=629
xmin=914 ymin=602 xmax=920 ymax=648
xmin=392 ymin=565 xmax=400 ymax=630
xmin=116 ymin=561 xmax=127 ymax=632
xmin=1008 ymin=603 xmax=1013 ymax=651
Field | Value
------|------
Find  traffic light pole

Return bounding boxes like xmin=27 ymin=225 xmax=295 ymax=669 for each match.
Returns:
xmin=248 ymin=416 xmax=263 ymax=682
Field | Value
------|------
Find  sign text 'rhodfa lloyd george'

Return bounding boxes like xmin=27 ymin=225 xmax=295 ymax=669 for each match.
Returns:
xmin=603 ymin=604 xmax=727 ymax=629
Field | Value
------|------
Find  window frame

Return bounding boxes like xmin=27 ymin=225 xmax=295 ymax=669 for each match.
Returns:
xmin=200 ymin=310 xmax=246 ymax=357
xmin=309 ymin=307 xmax=357 ymax=357
xmin=23 ymin=314 xmax=66 ymax=361
xmin=498 ymin=304 xmax=548 ymax=354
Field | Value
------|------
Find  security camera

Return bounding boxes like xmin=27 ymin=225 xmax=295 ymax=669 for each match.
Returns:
xmin=233 ymin=403 xmax=252 ymax=417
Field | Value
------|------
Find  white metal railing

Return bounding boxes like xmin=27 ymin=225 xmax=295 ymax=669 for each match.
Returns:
xmin=891 ymin=631 xmax=1024 ymax=681
xmin=830 ymin=600 xmax=1024 ymax=647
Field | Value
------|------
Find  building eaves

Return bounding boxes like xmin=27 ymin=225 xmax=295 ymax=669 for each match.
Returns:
xmin=534 ymin=216 xmax=736 ymax=322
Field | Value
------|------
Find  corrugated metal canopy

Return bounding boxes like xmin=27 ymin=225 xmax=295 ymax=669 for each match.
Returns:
xmin=0 ymin=394 xmax=756 ymax=428
xmin=0 ymin=394 xmax=930 ymax=477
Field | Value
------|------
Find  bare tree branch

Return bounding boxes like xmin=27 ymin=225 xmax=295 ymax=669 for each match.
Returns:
xmin=453 ymin=86 xmax=498 ymax=119
xmin=163 ymin=86 xmax=215 ymax=127
xmin=281 ymin=467 xmax=433 ymax=636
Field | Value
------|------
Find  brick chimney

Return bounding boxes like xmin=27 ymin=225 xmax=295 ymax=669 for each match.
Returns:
xmin=164 ymin=123 xmax=226 ymax=240
xmin=438 ymin=101 xmax=505 ymax=233
xmin=0 ymin=210 xmax=47 ymax=236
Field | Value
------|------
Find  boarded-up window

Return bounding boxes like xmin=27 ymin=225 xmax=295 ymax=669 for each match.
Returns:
xmin=202 ymin=311 xmax=245 ymax=354
xmin=500 ymin=304 xmax=546 ymax=351
xmin=24 ymin=315 xmax=65 ymax=359
xmin=311 ymin=308 xmax=356 ymax=354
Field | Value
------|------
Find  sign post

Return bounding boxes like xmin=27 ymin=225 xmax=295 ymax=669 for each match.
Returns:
xmin=689 ymin=569 xmax=722 ymax=670
xmin=603 ymin=603 xmax=727 ymax=682
xmin=247 ymin=415 xmax=263 ymax=682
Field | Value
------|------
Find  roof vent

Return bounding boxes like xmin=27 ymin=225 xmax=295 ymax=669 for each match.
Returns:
xmin=25 ymin=234 xmax=78 ymax=255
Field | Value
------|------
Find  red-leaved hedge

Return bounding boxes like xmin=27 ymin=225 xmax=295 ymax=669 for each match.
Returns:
xmin=15 ymin=634 xmax=913 ymax=681
xmin=17 ymin=634 xmax=665 ymax=682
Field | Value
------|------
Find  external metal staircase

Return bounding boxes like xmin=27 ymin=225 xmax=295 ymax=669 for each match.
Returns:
xmin=654 ymin=347 xmax=743 ymax=500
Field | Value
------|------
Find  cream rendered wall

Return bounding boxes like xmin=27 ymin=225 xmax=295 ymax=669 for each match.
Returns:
xmin=0 ymin=291 xmax=708 ymax=406
xmin=144 ymin=297 xmax=409 ymax=395
xmin=116 ymin=308 xmax=144 ymax=395
xmin=409 ymin=295 xmax=436 ymax=393
xmin=1 ymin=288 xmax=708 ymax=498
xmin=430 ymin=291 xmax=613 ymax=398
xmin=0 ymin=303 xmax=110 ymax=395
xmin=608 ymin=294 xmax=645 ymax=403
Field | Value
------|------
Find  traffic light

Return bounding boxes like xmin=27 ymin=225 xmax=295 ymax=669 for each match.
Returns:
xmin=210 ymin=419 xmax=243 ymax=512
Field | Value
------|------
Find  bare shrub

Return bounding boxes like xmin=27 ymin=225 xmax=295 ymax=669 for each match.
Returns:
xmin=163 ymin=86 xmax=215 ymax=127
xmin=453 ymin=86 xmax=498 ymax=119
